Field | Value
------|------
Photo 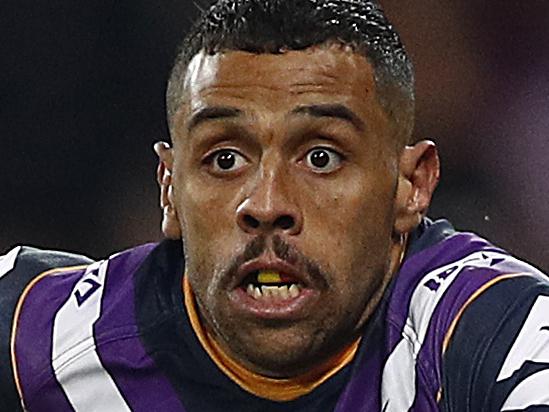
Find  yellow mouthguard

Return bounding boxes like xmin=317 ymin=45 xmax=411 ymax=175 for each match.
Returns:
xmin=257 ymin=271 xmax=282 ymax=284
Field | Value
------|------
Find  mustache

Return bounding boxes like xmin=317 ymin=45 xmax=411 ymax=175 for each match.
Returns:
xmin=225 ymin=235 xmax=329 ymax=288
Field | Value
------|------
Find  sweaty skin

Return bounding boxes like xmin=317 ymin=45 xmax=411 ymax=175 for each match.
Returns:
xmin=157 ymin=44 xmax=439 ymax=378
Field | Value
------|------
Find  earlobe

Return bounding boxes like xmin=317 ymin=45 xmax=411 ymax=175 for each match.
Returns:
xmin=154 ymin=141 xmax=182 ymax=239
xmin=394 ymin=140 xmax=440 ymax=235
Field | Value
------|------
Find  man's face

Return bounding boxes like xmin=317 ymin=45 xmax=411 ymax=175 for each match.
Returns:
xmin=170 ymin=45 xmax=401 ymax=376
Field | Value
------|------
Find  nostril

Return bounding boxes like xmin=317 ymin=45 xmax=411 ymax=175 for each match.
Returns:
xmin=275 ymin=215 xmax=294 ymax=230
xmin=243 ymin=214 xmax=260 ymax=229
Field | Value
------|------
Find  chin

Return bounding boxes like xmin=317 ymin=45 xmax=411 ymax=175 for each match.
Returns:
xmin=237 ymin=344 xmax=321 ymax=377
xmin=221 ymin=320 xmax=343 ymax=376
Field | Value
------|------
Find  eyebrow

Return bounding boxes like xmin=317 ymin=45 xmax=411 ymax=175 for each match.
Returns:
xmin=186 ymin=103 xmax=365 ymax=133
xmin=187 ymin=106 xmax=243 ymax=132
xmin=291 ymin=104 xmax=365 ymax=132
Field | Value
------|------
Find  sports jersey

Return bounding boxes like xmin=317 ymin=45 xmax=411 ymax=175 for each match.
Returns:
xmin=0 ymin=219 xmax=548 ymax=411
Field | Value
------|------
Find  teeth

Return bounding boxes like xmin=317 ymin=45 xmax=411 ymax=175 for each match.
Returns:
xmin=261 ymin=285 xmax=278 ymax=298
xmin=246 ymin=284 xmax=301 ymax=300
xmin=279 ymin=285 xmax=290 ymax=300
xmin=289 ymin=284 xmax=300 ymax=298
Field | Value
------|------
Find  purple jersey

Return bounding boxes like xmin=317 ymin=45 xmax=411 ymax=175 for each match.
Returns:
xmin=2 ymin=219 xmax=548 ymax=411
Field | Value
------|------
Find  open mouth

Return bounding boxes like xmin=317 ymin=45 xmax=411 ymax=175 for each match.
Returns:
xmin=228 ymin=259 xmax=320 ymax=319
xmin=241 ymin=270 xmax=304 ymax=301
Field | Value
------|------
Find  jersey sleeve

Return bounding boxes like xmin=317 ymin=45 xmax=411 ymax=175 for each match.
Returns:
xmin=442 ymin=274 xmax=549 ymax=412
xmin=0 ymin=246 xmax=93 ymax=411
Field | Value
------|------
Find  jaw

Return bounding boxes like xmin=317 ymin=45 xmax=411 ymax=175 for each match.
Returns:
xmin=197 ymin=285 xmax=364 ymax=377
xmin=182 ymin=223 xmax=401 ymax=377
xmin=211 ymin=312 xmax=355 ymax=378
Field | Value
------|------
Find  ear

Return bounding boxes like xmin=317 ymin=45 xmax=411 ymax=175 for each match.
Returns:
xmin=393 ymin=140 xmax=440 ymax=235
xmin=154 ymin=141 xmax=182 ymax=239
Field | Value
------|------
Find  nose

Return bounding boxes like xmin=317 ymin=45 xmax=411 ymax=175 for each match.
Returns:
xmin=236 ymin=174 xmax=303 ymax=236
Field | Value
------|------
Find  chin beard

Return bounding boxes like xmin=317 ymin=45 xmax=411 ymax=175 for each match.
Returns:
xmin=217 ymin=320 xmax=358 ymax=378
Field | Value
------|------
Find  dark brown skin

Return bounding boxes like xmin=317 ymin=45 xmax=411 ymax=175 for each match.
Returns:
xmin=155 ymin=44 xmax=440 ymax=378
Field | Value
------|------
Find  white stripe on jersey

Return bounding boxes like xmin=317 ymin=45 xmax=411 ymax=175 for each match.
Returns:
xmin=501 ymin=369 xmax=549 ymax=411
xmin=0 ymin=246 xmax=22 ymax=279
xmin=499 ymin=295 xmax=549 ymax=410
xmin=52 ymin=260 xmax=131 ymax=412
xmin=380 ymin=250 xmax=538 ymax=412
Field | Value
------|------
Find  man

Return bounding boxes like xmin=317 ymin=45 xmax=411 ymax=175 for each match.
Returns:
xmin=1 ymin=0 xmax=548 ymax=410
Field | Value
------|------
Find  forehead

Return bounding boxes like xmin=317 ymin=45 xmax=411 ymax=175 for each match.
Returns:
xmin=176 ymin=45 xmax=382 ymax=123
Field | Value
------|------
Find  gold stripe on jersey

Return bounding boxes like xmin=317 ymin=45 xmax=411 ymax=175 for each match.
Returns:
xmin=183 ymin=275 xmax=361 ymax=402
xmin=10 ymin=264 xmax=89 ymax=408
xmin=441 ymin=273 xmax=527 ymax=353
xmin=436 ymin=272 xmax=527 ymax=404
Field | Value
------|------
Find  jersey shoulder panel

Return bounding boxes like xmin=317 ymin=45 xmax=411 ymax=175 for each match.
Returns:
xmin=9 ymin=243 xmax=188 ymax=412
xmin=0 ymin=245 xmax=95 ymax=310
xmin=380 ymin=228 xmax=547 ymax=412
xmin=0 ymin=245 xmax=93 ymax=282
xmin=442 ymin=271 xmax=549 ymax=411
xmin=0 ymin=246 xmax=93 ymax=411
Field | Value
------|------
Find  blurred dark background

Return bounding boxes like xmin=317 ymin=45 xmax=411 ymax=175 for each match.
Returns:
xmin=1 ymin=1 xmax=548 ymax=268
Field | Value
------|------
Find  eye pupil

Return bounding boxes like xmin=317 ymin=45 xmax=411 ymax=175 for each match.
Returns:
xmin=217 ymin=152 xmax=236 ymax=170
xmin=310 ymin=150 xmax=330 ymax=168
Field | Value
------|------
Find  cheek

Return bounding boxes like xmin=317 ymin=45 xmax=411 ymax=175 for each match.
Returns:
xmin=176 ymin=168 xmax=236 ymax=237
xmin=305 ymin=166 xmax=395 ymax=233
xmin=301 ymin=169 xmax=396 ymax=281
xmin=172 ymin=173 xmax=238 ymax=281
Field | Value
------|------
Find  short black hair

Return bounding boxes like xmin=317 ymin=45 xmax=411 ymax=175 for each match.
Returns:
xmin=167 ymin=0 xmax=415 ymax=144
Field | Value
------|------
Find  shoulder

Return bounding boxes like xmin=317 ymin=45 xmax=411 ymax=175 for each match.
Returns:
xmin=0 ymin=245 xmax=94 ymax=411
xmin=0 ymin=243 xmax=157 ymax=411
xmin=0 ymin=245 xmax=93 ymax=281
xmin=0 ymin=245 xmax=97 ymax=328
xmin=442 ymin=265 xmax=549 ymax=411
xmin=389 ymin=222 xmax=546 ymax=339
xmin=382 ymin=220 xmax=549 ymax=411
xmin=0 ymin=245 xmax=95 ymax=346
xmin=0 ymin=245 xmax=95 ymax=340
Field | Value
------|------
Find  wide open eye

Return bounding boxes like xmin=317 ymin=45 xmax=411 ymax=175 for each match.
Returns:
xmin=209 ymin=149 xmax=248 ymax=173
xmin=303 ymin=147 xmax=343 ymax=173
